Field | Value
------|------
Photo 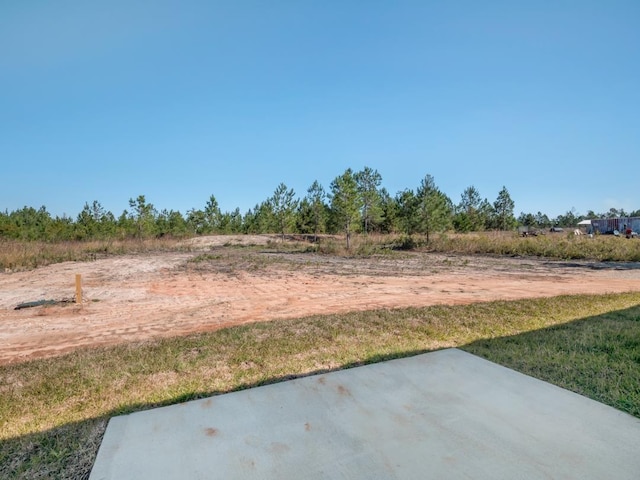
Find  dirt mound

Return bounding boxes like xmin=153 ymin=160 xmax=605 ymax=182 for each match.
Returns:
xmin=179 ymin=234 xmax=275 ymax=249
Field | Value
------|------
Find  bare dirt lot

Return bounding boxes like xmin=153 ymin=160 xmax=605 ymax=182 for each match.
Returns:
xmin=2 ymin=235 xmax=640 ymax=365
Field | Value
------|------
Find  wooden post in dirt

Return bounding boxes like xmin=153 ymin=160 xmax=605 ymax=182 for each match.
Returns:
xmin=75 ymin=274 xmax=82 ymax=305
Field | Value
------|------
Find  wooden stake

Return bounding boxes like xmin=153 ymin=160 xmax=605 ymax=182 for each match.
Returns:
xmin=76 ymin=274 xmax=82 ymax=305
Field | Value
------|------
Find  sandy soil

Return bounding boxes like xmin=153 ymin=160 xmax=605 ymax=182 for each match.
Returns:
xmin=2 ymin=235 xmax=640 ymax=365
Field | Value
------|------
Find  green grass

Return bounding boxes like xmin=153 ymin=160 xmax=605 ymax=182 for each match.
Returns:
xmin=464 ymin=304 xmax=640 ymax=415
xmin=1 ymin=292 xmax=639 ymax=479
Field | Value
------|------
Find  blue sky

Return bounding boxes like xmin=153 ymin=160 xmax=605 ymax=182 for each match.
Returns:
xmin=1 ymin=1 xmax=638 ymax=220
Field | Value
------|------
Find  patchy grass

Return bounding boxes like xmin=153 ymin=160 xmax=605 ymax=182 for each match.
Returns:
xmin=1 ymin=292 xmax=639 ymax=479
xmin=185 ymin=246 xmax=312 ymax=274
xmin=0 ymin=237 xmax=190 ymax=272
xmin=3 ymin=232 xmax=640 ymax=271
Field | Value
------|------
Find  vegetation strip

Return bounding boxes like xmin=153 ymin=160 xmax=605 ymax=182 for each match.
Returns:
xmin=1 ymin=292 xmax=639 ymax=479
xmin=2 ymin=169 xmax=639 ymax=245
xmin=2 ymin=231 xmax=640 ymax=273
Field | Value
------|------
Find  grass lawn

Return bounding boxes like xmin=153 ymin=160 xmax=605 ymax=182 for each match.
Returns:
xmin=1 ymin=292 xmax=639 ymax=479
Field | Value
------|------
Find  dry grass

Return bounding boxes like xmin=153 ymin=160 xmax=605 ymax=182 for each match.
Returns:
xmin=0 ymin=237 xmax=190 ymax=272
xmin=312 ymin=232 xmax=640 ymax=261
xmin=1 ymin=292 xmax=639 ymax=479
xmin=423 ymin=231 xmax=640 ymax=261
xmin=2 ymin=232 xmax=639 ymax=271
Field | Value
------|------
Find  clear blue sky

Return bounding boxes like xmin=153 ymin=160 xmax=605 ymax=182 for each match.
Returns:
xmin=2 ymin=1 xmax=638 ymax=220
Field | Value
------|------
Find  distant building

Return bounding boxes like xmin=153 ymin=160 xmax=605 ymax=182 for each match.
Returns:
xmin=589 ymin=217 xmax=640 ymax=234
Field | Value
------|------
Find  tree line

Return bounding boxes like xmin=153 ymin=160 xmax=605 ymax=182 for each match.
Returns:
xmin=1 ymin=167 xmax=637 ymax=244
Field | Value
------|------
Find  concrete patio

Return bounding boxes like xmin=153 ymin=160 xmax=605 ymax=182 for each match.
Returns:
xmin=90 ymin=349 xmax=640 ymax=479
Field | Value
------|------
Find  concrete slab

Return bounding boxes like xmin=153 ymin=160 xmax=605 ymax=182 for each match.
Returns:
xmin=90 ymin=349 xmax=640 ymax=479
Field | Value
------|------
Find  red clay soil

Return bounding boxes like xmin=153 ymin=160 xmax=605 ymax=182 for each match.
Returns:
xmin=2 ymin=235 xmax=640 ymax=365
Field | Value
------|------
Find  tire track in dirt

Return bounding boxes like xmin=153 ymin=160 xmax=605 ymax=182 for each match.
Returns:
xmin=2 ymin=249 xmax=640 ymax=365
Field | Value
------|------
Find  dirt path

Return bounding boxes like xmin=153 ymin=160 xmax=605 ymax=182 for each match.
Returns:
xmin=2 ymin=237 xmax=640 ymax=365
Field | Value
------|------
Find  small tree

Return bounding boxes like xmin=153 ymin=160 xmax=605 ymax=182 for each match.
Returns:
xmin=305 ymin=180 xmax=327 ymax=242
xmin=245 ymin=201 xmax=275 ymax=234
xmin=329 ymin=169 xmax=362 ymax=249
xmin=128 ymin=195 xmax=157 ymax=238
xmin=416 ymin=175 xmax=453 ymax=242
xmin=0 ymin=209 xmax=15 ymax=238
xmin=9 ymin=206 xmax=52 ymax=241
xmin=219 ymin=208 xmax=244 ymax=234
xmin=46 ymin=215 xmax=75 ymax=241
xmin=378 ymin=187 xmax=397 ymax=233
xmin=395 ymin=189 xmax=419 ymax=235
xmin=492 ymin=186 xmax=516 ymax=231
xmin=535 ymin=211 xmax=552 ymax=228
xmin=454 ymin=186 xmax=485 ymax=232
xmin=355 ymin=166 xmax=383 ymax=234
xmin=554 ymin=208 xmax=581 ymax=228
xmin=156 ymin=209 xmax=188 ymax=237
xmin=76 ymin=202 xmax=99 ymax=239
xmin=603 ymin=207 xmax=626 ymax=219
xmin=75 ymin=200 xmax=114 ymax=239
xmin=270 ymin=183 xmax=298 ymax=241
xmin=117 ymin=210 xmax=134 ymax=239
xmin=186 ymin=209 xmax=207 ymax=234
xmin=204 ymin=195 xmax=221 ymax=233
xmin=517 ymin=212 xmax=537 ymax=227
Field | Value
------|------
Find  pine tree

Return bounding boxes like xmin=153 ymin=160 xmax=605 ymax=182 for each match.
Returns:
xmin=329 ymin=169 xmax=362 ymax=249
xmin=492 ymin=186 xmax=516 ymax=231
xmin=271 ymin=183 xmax=298 ymax=241
xmin=306 ymin=180 xmax=327 ymax=242
xmin=416 ymin=175 xmax=453 ymax=242
xmin=355 ymin=166 xmax=383 ymax=234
